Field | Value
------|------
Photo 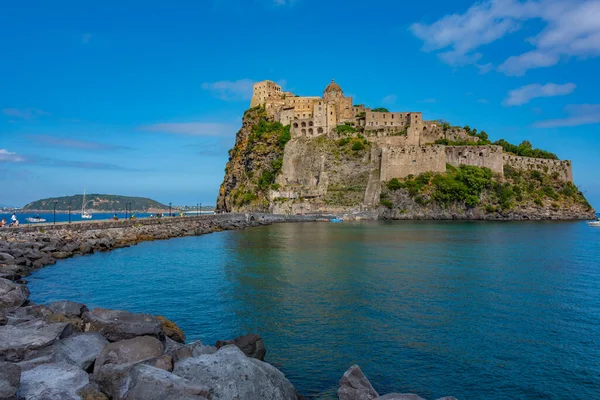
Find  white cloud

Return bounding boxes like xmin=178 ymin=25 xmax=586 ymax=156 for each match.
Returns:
xmin=410 ymin=0 xmax=600 ymax=75
xmin=202 ymin=79 xmax=254 ymax=101
xmin=139 ymin=122 xmax=237 ymax=136
xmin=533 ymin=104 xmax=600 ymax=127
xmin=381 ymin=95 xmax=397 ymax=105
xmin=2 ymin=108 xmax=51 ymax=119
xmin=504 ymin=82 xmax=576 ymax=106
xmin=0 ymin=149 xmax=25 ymax=162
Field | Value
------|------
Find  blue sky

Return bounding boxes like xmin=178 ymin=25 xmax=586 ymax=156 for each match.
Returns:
xmin=1 ymin=0 xmax=599 ymax=208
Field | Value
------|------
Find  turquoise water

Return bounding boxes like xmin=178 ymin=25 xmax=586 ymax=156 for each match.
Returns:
xmin=28 ymin=221 xmax=600 ymax=399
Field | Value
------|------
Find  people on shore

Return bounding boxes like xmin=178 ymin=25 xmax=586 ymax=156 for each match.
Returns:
xmin=11 ymin=213 xmax=17 ymax=224
xmin=130 ymin=214 xmax=136 ymax=220
xmin=113 ymin=214 xmax=119 ymax=220
xmin=0 ymin=218 xmax=6 ymax=227
xmin=9 ymin=219 xmax=19 ymax=227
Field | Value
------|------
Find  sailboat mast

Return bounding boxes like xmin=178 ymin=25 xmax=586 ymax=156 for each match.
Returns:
xmin=82 ymin=189 xmax=86 ymax=215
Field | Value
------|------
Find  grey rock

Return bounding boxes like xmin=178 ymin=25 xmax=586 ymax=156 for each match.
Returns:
xmin=0 ymin=278 xmax=29 ymax=310
xmin=23 ymin=332 xmax=108 ymax=371
xmin=435 ymin=397 xmax=458 ymax=400
xmin=375 ymin=395 xmax=426 ymax=400
xmin=94 ymin=336 xmax=164 ymax=372
xmin=163 ymin=336 xmax=184 ymax=354
xmin=216 ymin=333 xmax=266 ymax=361
xmin=92 ymin=363 xmax=133 ymax=399
xmin=142 ymin=354 xmax=173 ymax=372
xmin=77 ymin=382 xmax=108 ymax=400
xmin=338 ymin=365 xmax=379 ymax=400
xmin=0 ymin=312 xmax=6 ymax=326
xmin=0 ymin=253 xmax=15 ymax=263
xmin=17 ymin=362 xmax=89 ymax=400
xmin=0 ymin=361 xmax=20 ymax=399
xmin=118 ymin=364 xmax=210 ymax=400
xmin=173 ymin=345 xmax=296 ymax=400
xmin=83 ymin=308 xmax=162 ymax=342
xmin=47 ymin=300 xmax=88 ymax=318
xmin=0 ymin=319 xmax=72 ymax=362
xmin=170 ymin=340 xmax=217 ymax=363
xmin=51 ymin=251 xmax=71 ymax=260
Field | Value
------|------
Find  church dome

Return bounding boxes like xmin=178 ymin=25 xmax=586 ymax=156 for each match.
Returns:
xmin=324 ymin=79 xmax=343 ymax=94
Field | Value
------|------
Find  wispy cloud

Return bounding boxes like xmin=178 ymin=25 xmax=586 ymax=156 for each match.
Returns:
xmin=0 ymin=149 xmax=25 ymax=163
xmin=533 ymin=104 xmax=600 ymax=127
xmin=477 ymin=99 xmax=490 ymax=104
xmin=81 ymin=33 xmax=92 ymax=44
xmin=28 ymin=135 xmax=132 ymax=151
xmin=381 ymin=94 xmax=397 ymax=105
xmin=201 ymin=79 xmax=254 ymax=101
xmin=419 ymin=98 xmax=437 ymax=104
xmin=410 ymin=0 xmax=600 ymax=75
xmin=2 ymin=108 xmax=51 ymax=120
xmin=139 ymin=122 xmax=237 ymax=137
xmin=504 ymin=82 xmax=576 ymax=106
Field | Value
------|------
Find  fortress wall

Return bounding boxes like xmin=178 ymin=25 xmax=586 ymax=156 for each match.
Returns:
xmin=370 ymin=136 xmax=410 ymax=147
xmin=365 ymin=111 xmax=409 ymax=129
xmin=277 ymin=108 xmax=295 ymax=126
xmin=503 ymin=155 xmax=573 ymax=182
xmin=445 ymin=146 xmax=504 ymax=175
xmin=380 ymin=145 xmax=446 ymax=181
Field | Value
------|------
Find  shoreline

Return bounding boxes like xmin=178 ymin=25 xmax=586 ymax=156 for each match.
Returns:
xmin=0 ymin=214 xmax=455 ymax=399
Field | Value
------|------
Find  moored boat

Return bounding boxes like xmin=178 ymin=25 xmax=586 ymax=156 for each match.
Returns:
xmin=25 ymin=216 xmax=46 ymax=223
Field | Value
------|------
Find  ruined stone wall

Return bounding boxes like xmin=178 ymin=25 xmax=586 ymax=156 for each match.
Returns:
xmin=445 ymin=146 xmax=504 ymax=175
xmin=504 ymin=155 xmax=573 ymax=182
xmin=365 ymin=111 xmax=409 ymax=129
xmin=251 ymin=81 xmax=282 ymax=108
xmin=421 ymin=121 xmax=478 ymax=145
xmin=380 ymin=145 xmax=446 ymax=181
xmin=277 ymin=108 xmax=295 ymax=126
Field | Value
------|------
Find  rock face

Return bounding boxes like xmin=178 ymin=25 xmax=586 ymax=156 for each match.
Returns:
xmin=25 ymin=332 xmax=108 ymax=371
xmin=18 ymin=362 xmax=90 ymax=400
xmin=216 ymin=333 xmax=266 ymax=361
xmin=118 ymin=364 xmax=211 ymax=400
xmin=0 ymin=319 xmax=72 ymax=362
xmin=0 ymin=279 xmax=29 ymax=310
xmin=338 ymin=365 xmax=379 ymax=400
xmin=173 ymin=345 xmax=297 ymax=400
xmin=0 ymin=361 xmax=20 ymax=399
xmin=83 ymin=308 xmax=162 ymax=342
xmin=94 ymin=336 xmax=164 ymax=372
xmin=47 ymin=300 xmax=88 ymax=318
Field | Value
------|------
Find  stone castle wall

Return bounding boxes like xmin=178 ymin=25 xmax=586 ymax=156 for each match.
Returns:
xmin=445 ymin=146 xmax=504 ymax=175
xmin=503 ymin=154 xmax=573 ymax=182
xmin=380 ymin=145 xmax=446 ymax=181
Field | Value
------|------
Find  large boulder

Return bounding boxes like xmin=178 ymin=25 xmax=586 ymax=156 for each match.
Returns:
xmin=338 ymin=365 xmax=379 ymax=400
xmin=94 ymin=336 xmax=164 ymax=372
xmin=173 ymin=345 xmax=296 ymax=400
xmin=17 ymin=362 xmax=89 ymax=400
xmin=0 ymin=253 xmax=15 ymax=263
xmin=22 ymin=332 xmax=108 ymax=371
xmin=0 ymin=361 xmax=20 ymax=399
xmin=0 ymin=320 xmax=72 ymax=362
xmin=375 ymin=395 xmax=426 ymax=400
xmin=47 ymin=300 xmax=88 ymax=318
xmin=216 ymin=333 xmax=266 ymax=361
xmin=118 ymin=364 xmax=211 ymax=400
xmin=156 ymin=315 xmax=186 ymax=343
xmin=0 ymin=278 xmax=29 ymax=310
xmin=83 ymin=308 xmax=162 ymax=342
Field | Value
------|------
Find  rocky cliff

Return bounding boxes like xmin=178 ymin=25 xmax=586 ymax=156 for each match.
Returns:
xmin=217 ymin=108 xmax=595 ymax=220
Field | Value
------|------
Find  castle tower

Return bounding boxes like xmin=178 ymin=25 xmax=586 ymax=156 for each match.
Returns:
xmin=250 ymin=80 xmax=282 ymax=108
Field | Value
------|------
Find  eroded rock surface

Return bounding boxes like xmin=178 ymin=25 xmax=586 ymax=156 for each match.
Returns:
xmin=338 ymin=365 xmax=379 ymax=400
xmin=83 ymin=308 xmax=162 ymax=342
xmin=18 ymin=362 xmax=89 ymax=400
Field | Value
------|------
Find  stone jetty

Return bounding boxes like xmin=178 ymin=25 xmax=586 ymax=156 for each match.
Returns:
xmin=0 ymin=214 xmax=456 ymax=399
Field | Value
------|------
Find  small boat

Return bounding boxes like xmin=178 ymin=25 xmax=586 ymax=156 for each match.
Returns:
xmin=588 ymin=219 xmax=600 ymax=227
xmin=81 ymin=189 xmax=93 ymax=219
xmin=26 ymin=216 xmax=46 ymax=223
xmin=330 ymin=217 xmax=344 ymax=223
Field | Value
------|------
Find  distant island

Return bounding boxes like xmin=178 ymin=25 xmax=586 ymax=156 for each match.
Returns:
xmin=22 ymin=194 xmax=170 ymax=213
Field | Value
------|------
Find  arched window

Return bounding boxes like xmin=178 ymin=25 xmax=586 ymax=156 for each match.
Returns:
xmin=317 ymin=127 xmax=324 ymax=134
xmin=309 ymin=121 xmax=313 ymax=126
xmin=293 ymin=123 xmax=298 ymax=128
xmin=301 ymin=128 xmax=306 ymax=134
xmin=308 ymin=128 xmax=313 ymax=134
xmin=301 ymin=122 xmax=307 ymax=127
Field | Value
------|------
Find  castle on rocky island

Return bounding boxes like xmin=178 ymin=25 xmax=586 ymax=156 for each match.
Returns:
xmin=244 ymin=79 xmax=574 ymax=212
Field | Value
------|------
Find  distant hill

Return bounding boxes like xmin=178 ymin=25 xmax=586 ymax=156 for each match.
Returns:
xmin=22 ymin=194 xmax=169 ymax=212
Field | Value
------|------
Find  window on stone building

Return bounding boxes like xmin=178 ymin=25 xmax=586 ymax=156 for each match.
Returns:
xmin=309 ymin=121 xmax=313 ymax=126
xmin=309 ymin=128 xmax=313 ymax=134
xmin=301 ymin=122 xmax=306 ymax=127
xmin=318 ymin=127 xmax=323 ymax=134
xmin=293 ymin=123 xmax=298 ymax=128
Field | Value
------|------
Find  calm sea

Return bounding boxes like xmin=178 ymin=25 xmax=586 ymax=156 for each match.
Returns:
xmin=27 ymin=221 xmax=600 ymax=399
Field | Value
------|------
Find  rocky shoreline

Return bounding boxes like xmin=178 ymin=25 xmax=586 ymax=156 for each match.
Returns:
xmin=0 ymin=214 xmax=456 ymax=399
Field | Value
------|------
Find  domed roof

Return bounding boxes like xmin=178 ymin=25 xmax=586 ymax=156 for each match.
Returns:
xmin=324 ymin=79 xmax=343 ymax=93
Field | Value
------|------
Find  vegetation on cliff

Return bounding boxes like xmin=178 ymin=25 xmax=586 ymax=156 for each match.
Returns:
xmin=217 ymin=106 xmax=291 ymax=212
xmin=381 ymin=164 xmax=592 ymax=215
xmin=22 ymin=195 xmax=168 ymax=212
